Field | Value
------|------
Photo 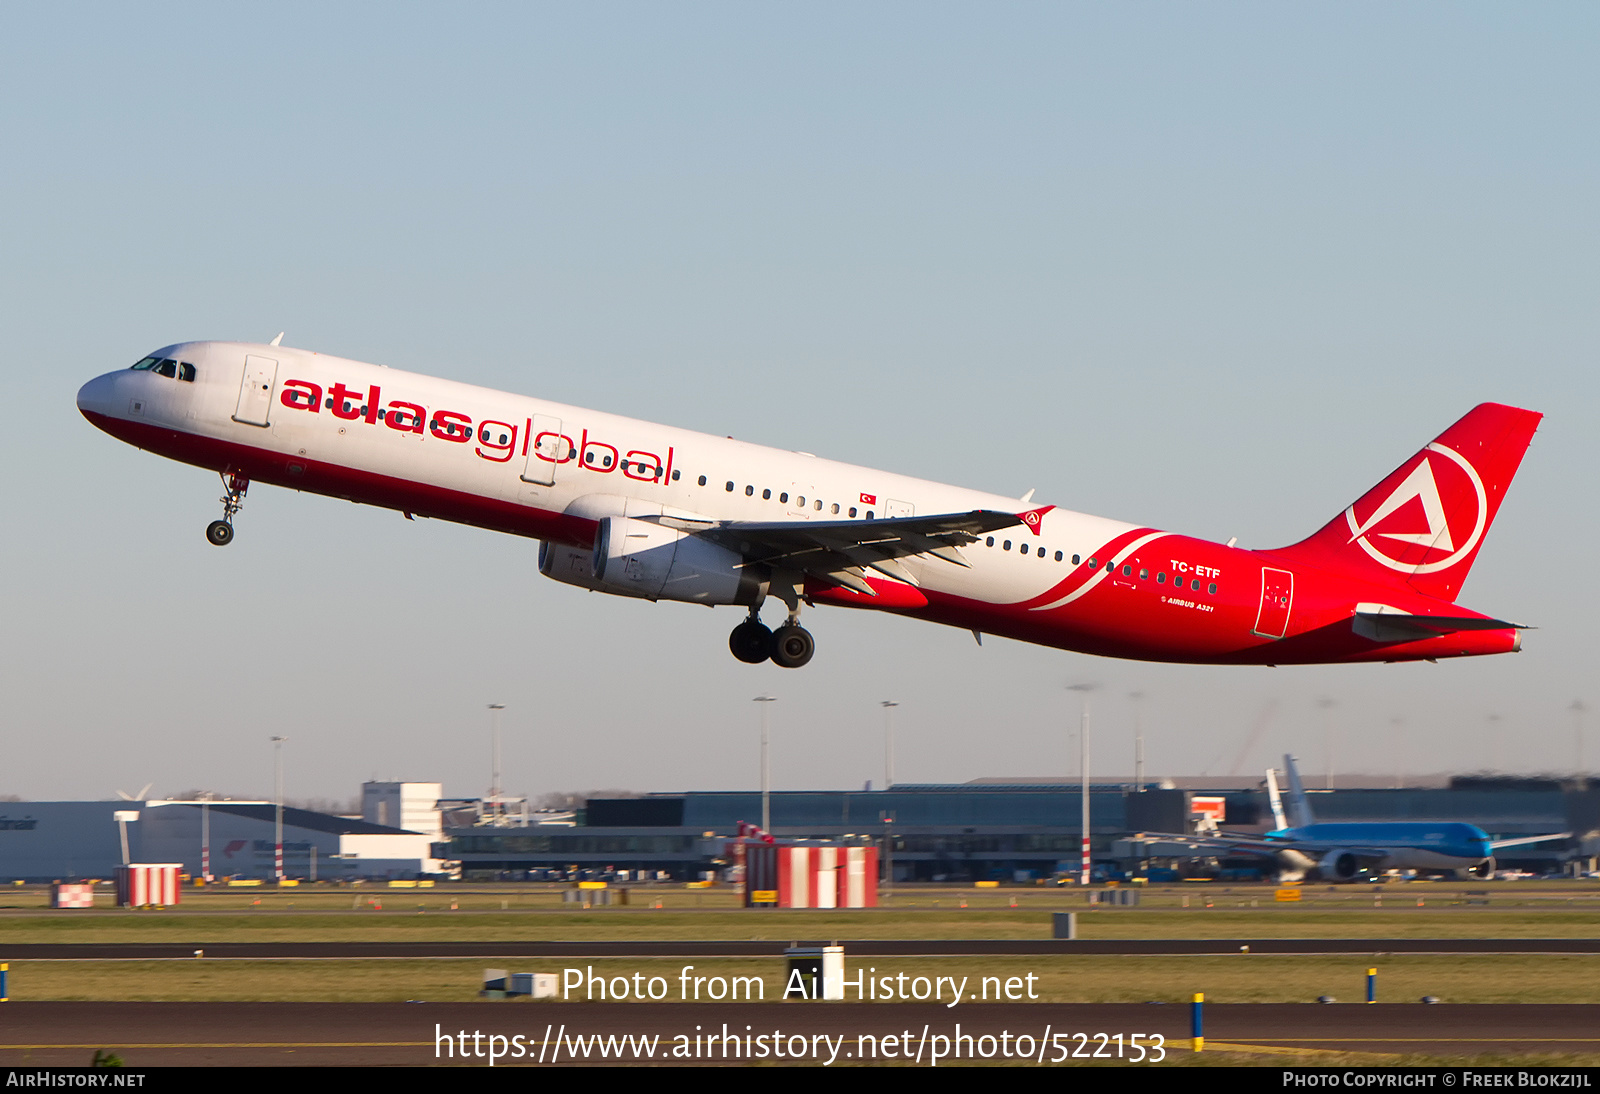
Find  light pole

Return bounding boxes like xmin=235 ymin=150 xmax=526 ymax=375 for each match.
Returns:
xmin=271 ymin=736 xmax=287 ymax=881
xmin=1068 ymin=683 xmax=1099 ymax=886
xmin=489 ymin=703 xmax=506 ymax=821
xmin=201 ymin=795 xmax=211 ymax=883
xmin=1129 ymin=690 xmax=1146 ymax=791
xmin=1572 ymin=700 xmax=1588 ymax=775
xmin=754 ymin=697 xmax=777 ymax=833
xmin=881 ymin=701 xmax=898 ymax=790
xmin=1316 ymin=697 xmax=1336 ymax=790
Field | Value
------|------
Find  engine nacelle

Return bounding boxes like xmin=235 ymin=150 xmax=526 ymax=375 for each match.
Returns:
xmin=539 ymin=518 xmax=765 ymax=606
xmin=1318 ymin=850 xmax=1365 ymax=882
xmin=1463 ymin=856 xmax=1495 ymax=880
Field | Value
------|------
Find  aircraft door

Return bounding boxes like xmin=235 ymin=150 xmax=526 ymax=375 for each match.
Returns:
xmin=1252 ymin=567 xmax=1295 ymax=639
xmin=232 ymin=355 xmax=278 ymax=427
xmin=521 ymin=415 xmax=565 ymax=486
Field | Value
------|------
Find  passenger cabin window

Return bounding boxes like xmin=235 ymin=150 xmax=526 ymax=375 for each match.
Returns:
xmin=1208 ymin=582 xmax=1218 ymax=594
xmin=849 ymin=507 xmax=857 ymax=518
xmin=1055 ymin=551 xmax=1063 ymax=561
xmin=745 ymin=485 xmax=754 ymax=496
xmin=725 ymin=481 xmax=735 ymax=492
xmin=698 ymin=475 xmax=707 ymax=486
xmin=762 ymin=489 xmax=771 ymax=500
xmin=672 ymin=470 xmax=681 ymax=481
xmin=1072 ymin=554 xmax=1081 ymax=565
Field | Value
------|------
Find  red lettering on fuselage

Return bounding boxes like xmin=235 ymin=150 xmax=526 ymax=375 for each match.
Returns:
xmin=280 ymin=380 xmax=321 ymax=411
xmin=281 ymin=377 xmax=673 ymax=484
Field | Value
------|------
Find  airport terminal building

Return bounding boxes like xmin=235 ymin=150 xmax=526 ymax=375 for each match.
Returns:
xmin=0 ymin=785 xmax=442 ymax=882
xmin=442 ymin=776 xmax=1600 ymax=882
xmin=6 ymin=776 xmax=1594 ymax=884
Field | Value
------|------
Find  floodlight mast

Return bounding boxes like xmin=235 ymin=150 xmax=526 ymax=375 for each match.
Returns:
xmin=271 ymin=736 xmax=287 ymax=881
xmin=754 ymin=697 xmax=777 ymax=833
xmin=881 ymin=701 xmax=899 ymax=790
xmin=1068 ymin=684 xmax=1099 ymax=887
xmin=489 ymin=704 xmax=506 ymax=821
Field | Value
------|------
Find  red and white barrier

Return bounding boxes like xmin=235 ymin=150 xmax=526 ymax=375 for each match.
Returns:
xmin=115 ymin=864 xmax=182 ymax=907
xmin=51 ymin=883 xmax=94 ymax=909
xmin=777 ymin=845 xmax=878 ymax=908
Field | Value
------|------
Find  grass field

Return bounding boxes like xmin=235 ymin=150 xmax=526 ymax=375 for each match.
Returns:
xmin=3 ymin=880 xmax=1599 ymax=944
xmin=6 ymin=877 xmax=1600 ymax=1060
xmin=8 ymin=953 xmax=1600 ymax=1006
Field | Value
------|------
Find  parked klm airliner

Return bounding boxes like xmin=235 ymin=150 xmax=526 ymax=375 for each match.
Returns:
xmin=1146 ymin=755 xmax=1569 ymax=881
xmin=77 ymin=340 xmax=1541 ymax=669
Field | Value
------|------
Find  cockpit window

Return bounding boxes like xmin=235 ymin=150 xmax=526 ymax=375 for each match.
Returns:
xmin=129 ymin=356 xmax=196 ymax=381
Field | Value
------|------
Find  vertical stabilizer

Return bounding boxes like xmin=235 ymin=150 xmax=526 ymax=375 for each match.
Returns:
xmin=1282 ymin=754 xmax=1316 ymax=828
xmin=1265 ymin=403 xmax=1542 ymax=602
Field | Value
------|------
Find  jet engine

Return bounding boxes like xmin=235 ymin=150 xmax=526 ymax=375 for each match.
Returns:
xmin=1461 ymin=856 xmax=1495 ymax=880
xmin=538 ymin=517 xmax=765 ymax=606
xmin=1318 ymin=850 xmax=1366 ymax=882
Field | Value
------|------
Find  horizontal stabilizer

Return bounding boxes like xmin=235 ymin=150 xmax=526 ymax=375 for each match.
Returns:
xmin=1489 ymin=832 xmax=1570 ymax=850
xmin=1353 ymin=609 xmax=1525 ymax=643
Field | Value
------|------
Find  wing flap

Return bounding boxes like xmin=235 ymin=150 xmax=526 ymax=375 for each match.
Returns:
xmin=692 ymin=509 xmax=1020 ymax=589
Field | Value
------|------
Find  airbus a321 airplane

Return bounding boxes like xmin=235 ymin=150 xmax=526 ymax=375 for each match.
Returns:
xmin=77 ymin=340 xmax=1541 ymax=669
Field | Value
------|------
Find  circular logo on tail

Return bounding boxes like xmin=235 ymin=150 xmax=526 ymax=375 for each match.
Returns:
xmin=1343 ymin=442 xmax=1487 ymax=574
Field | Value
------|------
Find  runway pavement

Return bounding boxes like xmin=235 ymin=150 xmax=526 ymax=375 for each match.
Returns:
xmin=2 ymin=1002 xmax=1597 ymax=1065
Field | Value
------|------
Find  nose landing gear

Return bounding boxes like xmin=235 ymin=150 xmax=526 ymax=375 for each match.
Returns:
xmin=206 ymin=472 xmax=249 ymax=547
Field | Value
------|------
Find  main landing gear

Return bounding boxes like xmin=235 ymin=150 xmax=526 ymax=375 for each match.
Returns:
xmin=206 ymin=472 xmax=248 ymax=547
xmin=728 ymin=604 xmax=815 ymax=669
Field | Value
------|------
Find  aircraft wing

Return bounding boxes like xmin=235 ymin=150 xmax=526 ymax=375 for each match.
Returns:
xmin=676 ymin=510 xmax=1025 ymax=596
xmin=1129 ymin=832 xmax=1300 ymax=857
xmin=1489 ymin=832 xmax=1571 ymax=850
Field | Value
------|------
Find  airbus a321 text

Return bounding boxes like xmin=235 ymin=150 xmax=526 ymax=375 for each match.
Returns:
xmin=78 ymin=340 xmax=1541 ymax=670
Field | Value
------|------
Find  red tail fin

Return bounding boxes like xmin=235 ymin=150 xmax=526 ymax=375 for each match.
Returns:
xmin=1268 ymin=403 xmax=1542 ymax=602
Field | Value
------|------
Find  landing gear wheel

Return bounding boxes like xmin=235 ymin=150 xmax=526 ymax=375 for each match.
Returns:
xmin=205 ymin=520 xmax=234 ymax=547
xmin=769 ymin=623 xmax=815 ymax=669
xmin=729 ymin=620 xmax=773 ymax=664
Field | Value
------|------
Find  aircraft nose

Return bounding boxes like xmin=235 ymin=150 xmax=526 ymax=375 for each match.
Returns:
xmin=76 ymin=372 xmax=117 ymax=417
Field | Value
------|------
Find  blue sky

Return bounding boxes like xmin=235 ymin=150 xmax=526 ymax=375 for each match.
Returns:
xmin=2 ymin=4 xmax=1596 ymax=802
